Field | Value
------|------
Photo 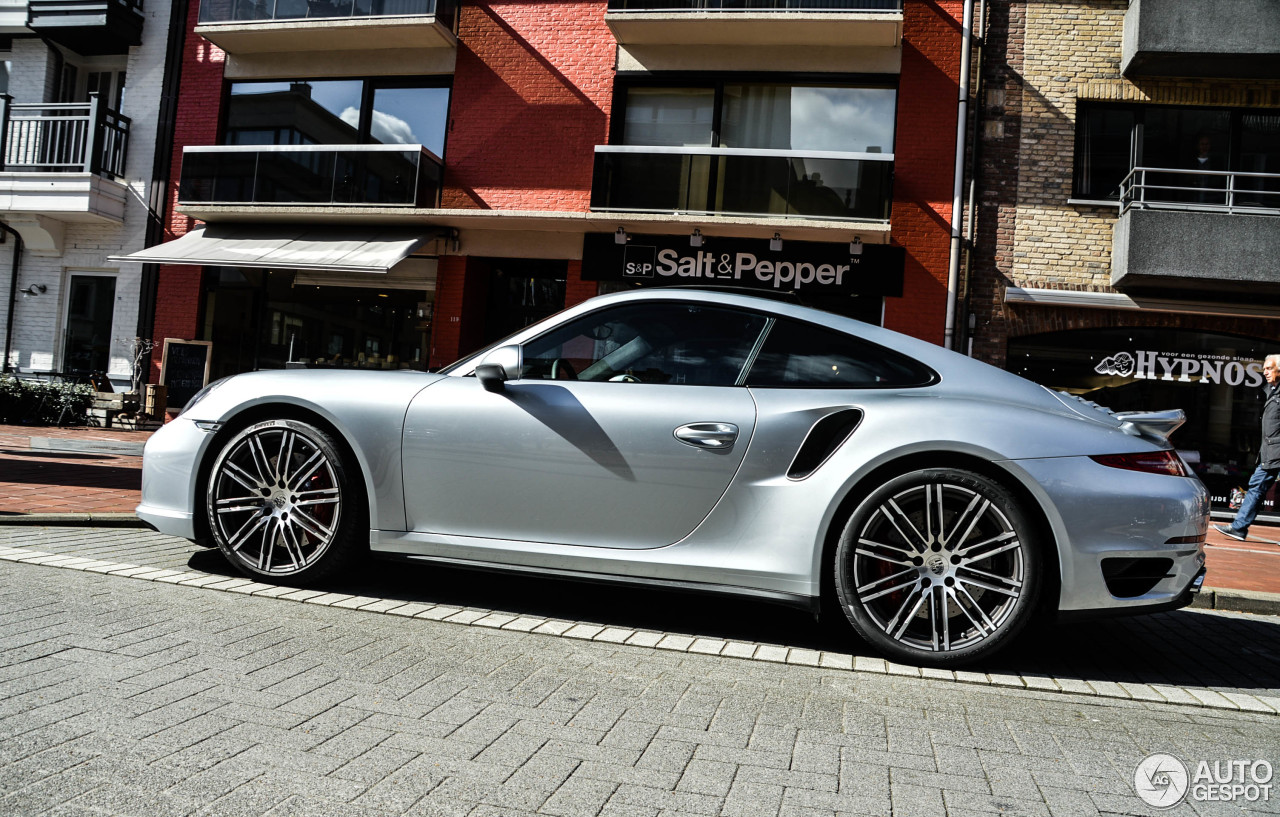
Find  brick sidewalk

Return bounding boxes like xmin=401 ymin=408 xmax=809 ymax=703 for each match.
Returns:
xmin=1 ymin=422 xmax=1277 ymax=596
xmin=0 ymin=423 xmax=151 ymax=515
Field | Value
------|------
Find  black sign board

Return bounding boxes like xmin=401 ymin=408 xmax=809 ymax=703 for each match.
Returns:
xmin=581 ymin=233 xmax=904 ymax=297
xmin=160 ymin=339 xmax=212 ymax=409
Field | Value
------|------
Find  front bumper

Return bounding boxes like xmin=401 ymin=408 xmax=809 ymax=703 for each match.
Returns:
xmin=135 ymin=417 xmax=217 ymax=541
xmin=1012 ymin=455 xmax=1209 ymax=614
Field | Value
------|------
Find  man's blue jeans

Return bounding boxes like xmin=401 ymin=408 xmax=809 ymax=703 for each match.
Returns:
xmin=1229 ymin=464 xmax=1280 ymax=536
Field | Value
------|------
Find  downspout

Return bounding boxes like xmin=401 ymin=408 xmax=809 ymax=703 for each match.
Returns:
xmin=1 ymin=221 xmax=23 ymax=373
xmin=943 ymin=0 xmax=976 ymax=350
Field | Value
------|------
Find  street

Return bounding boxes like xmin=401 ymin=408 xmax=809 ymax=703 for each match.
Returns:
xmin=1 ymin=528 xmax=1278 ymax=817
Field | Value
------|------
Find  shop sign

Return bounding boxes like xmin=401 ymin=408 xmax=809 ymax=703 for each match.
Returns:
xmin=580 ymin=233 xmax=904 ymax=297
xmin=1094 ymin=350 xmax=1267 ymax=387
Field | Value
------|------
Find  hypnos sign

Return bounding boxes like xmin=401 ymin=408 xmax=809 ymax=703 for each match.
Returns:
xmin=581 ymin=233 xmax=904 ymax=297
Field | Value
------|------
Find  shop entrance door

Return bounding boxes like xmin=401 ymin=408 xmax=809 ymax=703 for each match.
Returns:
xmin=62 ymin=274 xmax=116 ymax=376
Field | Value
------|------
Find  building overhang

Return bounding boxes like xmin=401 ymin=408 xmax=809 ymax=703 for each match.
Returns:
xmin=1111 ymin=207 xmax=1280 ymax=299
xmin=0 ymin=173 xmax=128 ymax=255
xmin=195 ymin=15 xmax=456 ymax=54
xmin=1121 ymin=0 xmax=1280 ymax=79
xmin=604 ymin=11 xmax=901 ymax=48
xmin=174 ymin=204 xmax=893 ymax=259
xmin=1005 ymin=286 xmax=1280 ymax=321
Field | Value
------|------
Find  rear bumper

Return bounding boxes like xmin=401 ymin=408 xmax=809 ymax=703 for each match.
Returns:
xmin=1012 ymin=455 xmax=1209 ymax=614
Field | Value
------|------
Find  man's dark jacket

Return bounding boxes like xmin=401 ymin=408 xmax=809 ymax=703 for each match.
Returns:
xmin=1263 ymin=381 xmax=1280 ymax=469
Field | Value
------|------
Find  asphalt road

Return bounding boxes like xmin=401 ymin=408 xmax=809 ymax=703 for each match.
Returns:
xmin=1 ymin=530 xmax=1279 ymax=816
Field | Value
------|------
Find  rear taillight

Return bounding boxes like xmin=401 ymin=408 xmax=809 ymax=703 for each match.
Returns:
xmin=1089 ymin=450 xmax=1190 ymax=477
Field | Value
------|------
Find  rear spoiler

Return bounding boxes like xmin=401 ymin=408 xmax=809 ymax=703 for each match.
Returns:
xmin=1114 ymin=409 xmax=1186 ymax=441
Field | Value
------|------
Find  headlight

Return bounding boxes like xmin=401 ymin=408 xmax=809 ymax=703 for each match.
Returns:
xmin=177 ymin=377 xmax=226 ymax=418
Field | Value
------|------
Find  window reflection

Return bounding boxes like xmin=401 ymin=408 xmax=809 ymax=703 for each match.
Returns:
xmin=226 ymin=79 xmax=449 ymax=156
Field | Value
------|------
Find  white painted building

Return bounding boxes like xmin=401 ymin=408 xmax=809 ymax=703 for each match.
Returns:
xmin=0 ymin=0 xmax=175 ymax=389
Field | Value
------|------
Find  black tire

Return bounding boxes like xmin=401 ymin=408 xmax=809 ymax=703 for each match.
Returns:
xmin=834 ymin=468 xmax=1041 ymax=666
xmin=204 ymin=418 xmax=365 ymax=585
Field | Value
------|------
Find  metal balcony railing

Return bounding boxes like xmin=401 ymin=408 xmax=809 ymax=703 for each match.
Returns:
xmin=0 ymin=94 xmax=131 ymax=179
xmin=606 ymin=0 xmax=900 ymax=11
xmin=1119 ymin=166 xmax=1280 ymax=215
xmin=198 ymin=0 xmax=454 ymax=25
xmin=591 ymin=145 xmax=894 ymax=221
xmin=178 ymin=143 xmax=443 ymax=207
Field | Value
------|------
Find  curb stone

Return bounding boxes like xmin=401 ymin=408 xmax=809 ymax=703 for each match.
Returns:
xmin=1190 ymin=587 xmax=1280 ymax=616
xmin=0 ymin=513 xmax=147 ymax=527
xmin=0 ymin=543 xmax=1275 ymax=717
xmin=3 ymin=515 xmax=1278 ymax=618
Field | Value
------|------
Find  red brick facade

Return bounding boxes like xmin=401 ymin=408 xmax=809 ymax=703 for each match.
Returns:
xmin=150 ymin=0 xmax=227 ymax=381
xmin=442 ymin=0 xmax=613 ymax=210
xmin=149 ymin=1 xmax=970 ymax=377
xmin=884 ymin=0 xmax=964 ymax=343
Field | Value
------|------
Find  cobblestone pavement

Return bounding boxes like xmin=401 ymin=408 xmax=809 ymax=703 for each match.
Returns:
xmin=1 ymin=527 xmax=1278 ymax=713
xmin=2 ymin=557 xmax=1278 ymax=817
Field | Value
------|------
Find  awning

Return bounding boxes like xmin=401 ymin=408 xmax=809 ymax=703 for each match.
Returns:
xmin=109 ymin=224 xmax=439 ymax=274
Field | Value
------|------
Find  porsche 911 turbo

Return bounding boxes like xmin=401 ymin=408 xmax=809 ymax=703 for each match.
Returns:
xmin=137 ymin=288 xmax=1208 ymax=665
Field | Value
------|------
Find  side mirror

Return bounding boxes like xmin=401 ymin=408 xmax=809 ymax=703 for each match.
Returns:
xmin=475 ymin=345 xmax=522 ymax=393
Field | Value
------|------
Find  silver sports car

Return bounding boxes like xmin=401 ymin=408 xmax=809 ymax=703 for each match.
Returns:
xmin=138 ymin=288 xmax=1208 ymax=665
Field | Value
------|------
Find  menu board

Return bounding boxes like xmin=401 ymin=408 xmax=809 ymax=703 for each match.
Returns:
xmin=160 ymin=339 xmax=212 ymax=409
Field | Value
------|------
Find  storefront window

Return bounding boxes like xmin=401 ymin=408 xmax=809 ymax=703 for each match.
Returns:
xmin=201 ymin=268 xmax=435 ymax=379
xmin=1008 ymin=328 xmax=1277 ymax=520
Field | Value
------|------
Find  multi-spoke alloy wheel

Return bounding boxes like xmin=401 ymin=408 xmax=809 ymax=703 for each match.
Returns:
xmin=835 ymin=469 xmax=1041 ymax=666
xmin=206 ymin=419 xmax=362 ymax=583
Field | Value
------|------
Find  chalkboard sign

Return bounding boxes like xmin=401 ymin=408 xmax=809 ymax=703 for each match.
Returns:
xmin=160 ymin=339 xmax=212 ymax=409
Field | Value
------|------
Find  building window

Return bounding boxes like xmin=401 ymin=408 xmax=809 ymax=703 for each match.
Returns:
xmin=226 ymin=79 xmax=450 ymax=157
xmin=596 ymin=78 xmax=897 ymax=220
xmin=1074 ymin=101 xmax=1280 ymax=204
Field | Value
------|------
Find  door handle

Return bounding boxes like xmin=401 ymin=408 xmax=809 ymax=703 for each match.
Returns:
xmin=674 ymin=422 xmax=739 ymax=449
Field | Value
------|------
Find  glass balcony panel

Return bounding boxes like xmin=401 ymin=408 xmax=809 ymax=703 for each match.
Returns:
xmin=591 ymin=151 xmax=710 ymax=212
xmin=179 ymin=145 xmax=441 ymax=207
xmin=255 ymin=150 xmax=337 ymax=203
xmin=593 ymin=147 xmax=891 ymax=220
xmin=606 ymin=0 xmax=900 ymax=9
xmin=200 ymin=0 xmax=438 ymax=22
xmin=715 ymin=154 xmax=792 ymax=217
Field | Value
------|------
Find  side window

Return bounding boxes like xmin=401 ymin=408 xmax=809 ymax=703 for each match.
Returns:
xmin=746 ymin=319 xmax=936 ymax=388
xmin=522 ymin=302 xmax=768 ymax=386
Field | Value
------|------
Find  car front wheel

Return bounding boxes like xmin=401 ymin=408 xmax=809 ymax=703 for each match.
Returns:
xmin=834 ymin=468 xmax=1041 ymax=666
xmin=205 ymin=418 xmax=364 ymax=585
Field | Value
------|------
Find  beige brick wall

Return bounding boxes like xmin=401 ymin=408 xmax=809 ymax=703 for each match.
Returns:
xmin=1006 ymin=0 xmax=1280 ymax=293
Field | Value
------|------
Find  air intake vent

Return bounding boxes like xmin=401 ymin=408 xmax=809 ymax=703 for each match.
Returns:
xmin=787 ymin=408 xmax=864 ymax=480
xmin=1101 ymin=557 xmax=1174 ymax=598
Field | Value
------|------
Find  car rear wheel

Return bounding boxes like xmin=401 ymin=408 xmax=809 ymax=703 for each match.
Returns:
xmin=205 ymin=419 xmax=364 ymax=585
xmin=834 ymin=468 xmax=1041 ymax=666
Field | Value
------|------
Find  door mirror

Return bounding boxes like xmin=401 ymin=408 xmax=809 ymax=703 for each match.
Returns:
xmin=475 ymin=345 xmax=522 ymax=393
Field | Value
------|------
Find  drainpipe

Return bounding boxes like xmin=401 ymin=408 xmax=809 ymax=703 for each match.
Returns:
xmin=1 ymin=221 xmax=23 ymax=374
xmin=943 ymin=0 xmax=977 ymax=351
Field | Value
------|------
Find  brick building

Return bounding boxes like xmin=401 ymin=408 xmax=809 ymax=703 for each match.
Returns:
xmin=970 ymin=0 xmax=1280 ymax=520
xmin=0 ymin=0 xmax=181 ymax=388
xmin=114 ymin=0 xmax=977 ymax=398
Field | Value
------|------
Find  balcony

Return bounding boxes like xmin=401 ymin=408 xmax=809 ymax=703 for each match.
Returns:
xmin=605 ymin=0 xmax=901 ymax=48
xmin=1112 ymin=167 xmax=1280 ymax=297
xmin=27 ymin=0 xmax=144 ymax=56
xmin=178 ymin=144 xmax=443 ymax=208
xmin=591 ymin=146 xmax=893 ymax=222
xmin=1121 ymin=0 xmax=1280 ymax=79
xmin=0 ymin=95 xmax=131 ymax=254
xmin=195 ymin=0 xmax=457 ymax=54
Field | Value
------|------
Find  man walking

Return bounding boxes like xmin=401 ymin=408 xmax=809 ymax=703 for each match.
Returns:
xmin=1214 ymin=354 xmax=1280 ymax=542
